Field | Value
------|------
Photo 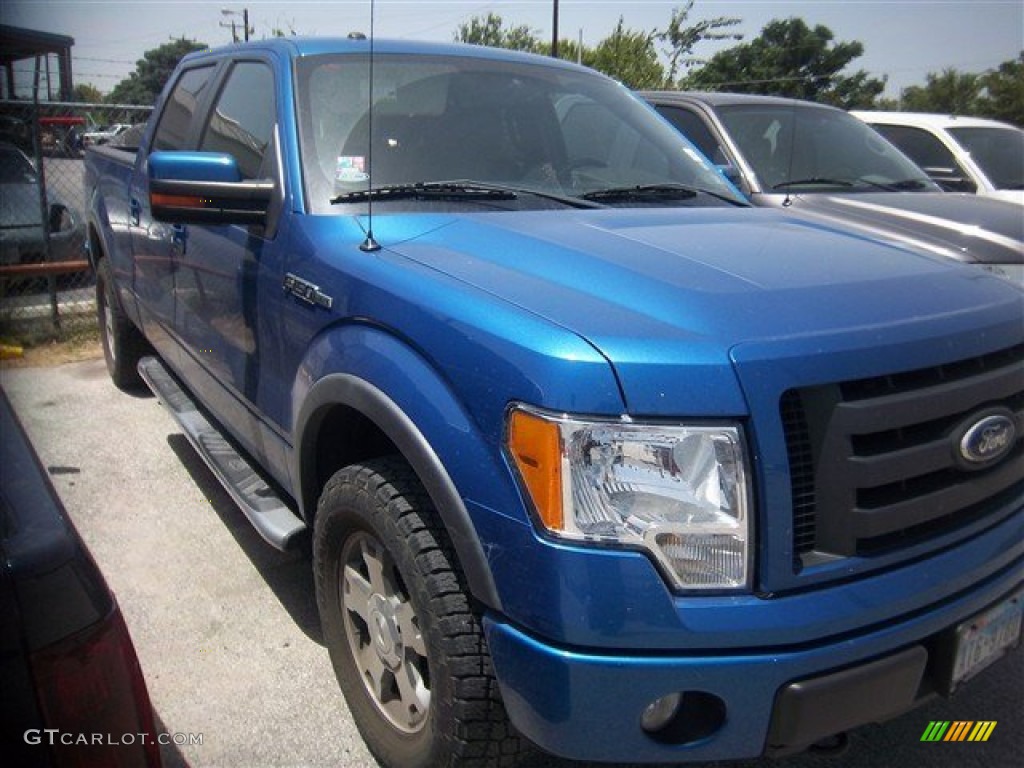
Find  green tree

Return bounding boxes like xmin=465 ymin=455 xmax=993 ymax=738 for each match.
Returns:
xmin=71 ymin=83 xmax=104 ymax=103
xmin=454 ymin=13 xmax=540 ymax=52
xmin=533 ymin=36 xmax=598 ymax=67
xmin=270 ymin=20 xmax=298 ymax=38
xmin=978 ymin=52 xmax=1024 ymax=126
xmin=590 ymin=18 xmax=665 ymax=89
xmin=108 ymin=38 xmax=207 ymax=105
xmin=657 ymin=1 xmax=742 ymax=85
xmin=900 ymin=68 xmax=982 ymax=114
xmin=684 ymin=18 xmax=885 ymax=108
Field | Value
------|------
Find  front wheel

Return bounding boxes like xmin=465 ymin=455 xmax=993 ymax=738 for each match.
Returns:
xmin=314 ymin=458 xmax=523 ymax=768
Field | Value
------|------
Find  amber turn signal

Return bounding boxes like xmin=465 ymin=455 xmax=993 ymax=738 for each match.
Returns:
xmin=507 ymin=408 xmax=563 ymax=531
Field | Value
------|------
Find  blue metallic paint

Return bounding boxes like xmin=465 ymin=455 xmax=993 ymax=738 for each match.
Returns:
xmin=470 ymin=493 xmax=1022 ymax=650
xmin=148 ymin=151 xmax=242 ymax=182
xmin=485 ymin=556 xmax=1022 ymax=762
xmin=83 ymin=37 xmax=1024 ymax=763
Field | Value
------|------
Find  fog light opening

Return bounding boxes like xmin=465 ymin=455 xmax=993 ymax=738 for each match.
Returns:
xmin=640 ymin=691 xmax=726 ymax=745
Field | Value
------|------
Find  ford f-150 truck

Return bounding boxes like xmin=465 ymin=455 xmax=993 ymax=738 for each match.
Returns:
xmin=83 ymin=38 xmax=1023 ymax=767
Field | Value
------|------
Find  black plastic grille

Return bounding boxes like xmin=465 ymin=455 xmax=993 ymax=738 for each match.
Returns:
xmin=782 ymin=344 xmax=1024 ymax=566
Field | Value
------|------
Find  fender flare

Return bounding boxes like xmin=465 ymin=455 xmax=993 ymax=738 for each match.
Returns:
xmin=294 ymin=371 xmax=503 ymax=611
xmin=85 ymin=186 xmax=111 ymax=271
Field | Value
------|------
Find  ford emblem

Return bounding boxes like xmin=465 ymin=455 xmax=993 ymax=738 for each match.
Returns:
xmin=958 ymin=413 xmax=1017 ymax=467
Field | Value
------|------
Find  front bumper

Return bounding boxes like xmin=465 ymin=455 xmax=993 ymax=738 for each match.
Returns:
xmin=485 ymin=560 xmax=1022 ymax=763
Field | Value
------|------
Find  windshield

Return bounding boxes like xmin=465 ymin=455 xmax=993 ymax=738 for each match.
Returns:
xmin=947 ymin=126 xmax=1024 ymax=191
xmin=0 ymin=146 xmax=37 ymax=184
xmin=295 ymin=53 xmax=744 ymax=213
xmin=716 ymin=104 xmax=938 ymax=194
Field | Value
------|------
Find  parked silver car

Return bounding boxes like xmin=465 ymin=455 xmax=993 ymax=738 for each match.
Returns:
xmin=0 ymin=141 xmax=85 ymax=268
xmin=642 ymin=91 xmax=1024 ymax=284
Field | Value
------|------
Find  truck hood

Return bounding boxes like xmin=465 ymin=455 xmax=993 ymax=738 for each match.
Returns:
xmin=758 ymin=191 xmax=1024 ymax=265
xmin=382 ymin=207 xmax=1022 ymax=415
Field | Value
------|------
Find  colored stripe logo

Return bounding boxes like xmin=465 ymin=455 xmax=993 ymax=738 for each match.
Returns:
xmin=921 ymin=721 xmax=997 ymax=742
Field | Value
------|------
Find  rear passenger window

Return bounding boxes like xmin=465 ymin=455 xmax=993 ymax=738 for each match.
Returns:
xmin=200 ymin=61 xmax=275 ymax=179
xmin=151 ymin=66 xmax=216 ymax=151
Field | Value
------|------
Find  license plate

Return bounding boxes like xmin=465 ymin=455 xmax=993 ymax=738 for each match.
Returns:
xmin=950 ymin=590 xmax=1023 ymax=691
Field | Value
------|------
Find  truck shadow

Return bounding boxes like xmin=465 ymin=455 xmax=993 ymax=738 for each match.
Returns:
xmin=154 ymin=712 xmax=192 ymax=768
xmin=166 ymin=433 xmax=322 ymax=645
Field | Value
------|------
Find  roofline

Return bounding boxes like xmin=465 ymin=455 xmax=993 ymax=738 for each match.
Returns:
xmin=639 ymin=90 xmax=842 ymax=111
xmin=0 ymin=24 xmax=75 ymax=51
xmin=180 ymin=36 xmax=596 ymax=77
xmin=851 ymin=110 xmax=1021 ymax=130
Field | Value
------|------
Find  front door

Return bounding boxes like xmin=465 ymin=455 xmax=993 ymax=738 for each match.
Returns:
xmin=172 ymin=59 xmax=280 ymax=454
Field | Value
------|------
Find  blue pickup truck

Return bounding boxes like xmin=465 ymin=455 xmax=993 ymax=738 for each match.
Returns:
xmin=83 ymin=38 xmax=1023 ymax=767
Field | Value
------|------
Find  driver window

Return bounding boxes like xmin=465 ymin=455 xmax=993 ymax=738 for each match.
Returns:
xmin=199 ymin=61 xmax=275 ymax=179
xmin=152 ymin=66 xmax=216 ymax=151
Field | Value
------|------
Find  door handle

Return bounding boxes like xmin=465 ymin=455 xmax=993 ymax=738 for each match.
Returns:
xmin=129 ymin=198 xmax=141 ymax=226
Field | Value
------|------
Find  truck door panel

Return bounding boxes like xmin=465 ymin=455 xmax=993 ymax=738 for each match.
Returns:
xmin=131 ymin=64 xmax=217 ymax=348
xmin=171 ymin=60 xmax=280 ymax=458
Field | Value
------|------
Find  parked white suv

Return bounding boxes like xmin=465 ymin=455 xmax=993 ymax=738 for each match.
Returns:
xmin=82 ymin=123 xmax=134 ymax=147
xmin=852 ymin=112 xmax=1024 ymax=205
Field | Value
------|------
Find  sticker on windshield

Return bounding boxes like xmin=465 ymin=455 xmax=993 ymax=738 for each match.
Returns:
xmin=335 ymin=156 xmax=368 ymax=183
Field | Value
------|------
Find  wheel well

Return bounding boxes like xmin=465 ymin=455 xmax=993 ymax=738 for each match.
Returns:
xmin=86 ymin=222 xmax=104 ymax=269
xmin=312 ymin=404 xmax=399 ymax=512
xmin=298 ymin=376 xmax=504 ymax=609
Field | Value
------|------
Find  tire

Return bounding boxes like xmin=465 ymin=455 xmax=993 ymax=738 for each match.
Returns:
xmin=314 ymin=457 xmax=523 ymax=768
xmin=95 ymin=258 xmax=148 ymax=390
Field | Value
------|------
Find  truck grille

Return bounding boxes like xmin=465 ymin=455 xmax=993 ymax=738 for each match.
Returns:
xmin=782 ymin=343 xmax=1024 ymax=566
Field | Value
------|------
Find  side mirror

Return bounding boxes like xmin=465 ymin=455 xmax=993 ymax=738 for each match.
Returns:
xmin=921 ymin=166 xmax=978 ymax=194
xmin=148 ymin=151 xmax=274 ymax=225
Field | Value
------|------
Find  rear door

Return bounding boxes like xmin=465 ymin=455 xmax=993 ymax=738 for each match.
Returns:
xmin=131 ymin=63 xmax=218 ymax=349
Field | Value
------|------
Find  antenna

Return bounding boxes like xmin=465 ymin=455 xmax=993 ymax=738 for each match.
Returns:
xmin=359 ymin=0 xmax=381 ymax=252
xmin=781 ymin=99 xmax=797 ymax=208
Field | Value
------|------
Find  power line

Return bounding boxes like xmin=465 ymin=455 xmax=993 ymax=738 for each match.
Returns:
xmin=73 ymin=56 xmax=136 ymax=65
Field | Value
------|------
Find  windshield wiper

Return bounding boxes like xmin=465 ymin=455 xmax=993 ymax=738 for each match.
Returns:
xmin=857 ymin=178 xmax=932 ymax=192
xmin=332 ymin=181 xmax=518 ymax=205
xmin=581 ymin=183 xmax=746 ymax=207
xmin=332 ymin=179 xmax=603 ymax=209
xmin=581 ymin=183 xmax=698 ymax=203
xmin=772 ymin=177 xmax=855 ymax=190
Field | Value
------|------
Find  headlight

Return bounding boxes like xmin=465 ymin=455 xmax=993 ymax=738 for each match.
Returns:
xmin=507 ymin=406 xmax=751 ymax=591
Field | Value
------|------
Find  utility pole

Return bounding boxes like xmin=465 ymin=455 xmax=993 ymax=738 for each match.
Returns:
xmin=220 ymin=8 xmax=251 ymax=42
xmin=551 ymin=0 xmax=559 ymax=59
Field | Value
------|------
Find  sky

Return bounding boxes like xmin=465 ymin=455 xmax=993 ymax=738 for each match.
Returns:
xmin=2 ymin=0 xmax=1022 ymax=100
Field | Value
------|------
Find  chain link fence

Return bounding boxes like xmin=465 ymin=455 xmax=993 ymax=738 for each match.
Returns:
xmin=0 ymin=100 xmax=151 ymax=345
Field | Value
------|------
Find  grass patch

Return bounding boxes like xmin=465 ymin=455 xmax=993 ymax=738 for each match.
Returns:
xmin=1 ymin=314 xmax=103 ymax=368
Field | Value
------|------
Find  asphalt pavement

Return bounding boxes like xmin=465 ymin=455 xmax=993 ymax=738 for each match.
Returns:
xmin=1 ymin=357 xmax=1020 ymax=768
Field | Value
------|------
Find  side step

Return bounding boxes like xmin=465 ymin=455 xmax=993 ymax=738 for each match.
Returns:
xmin=138 ymin=356 xmax=306 ymax=550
